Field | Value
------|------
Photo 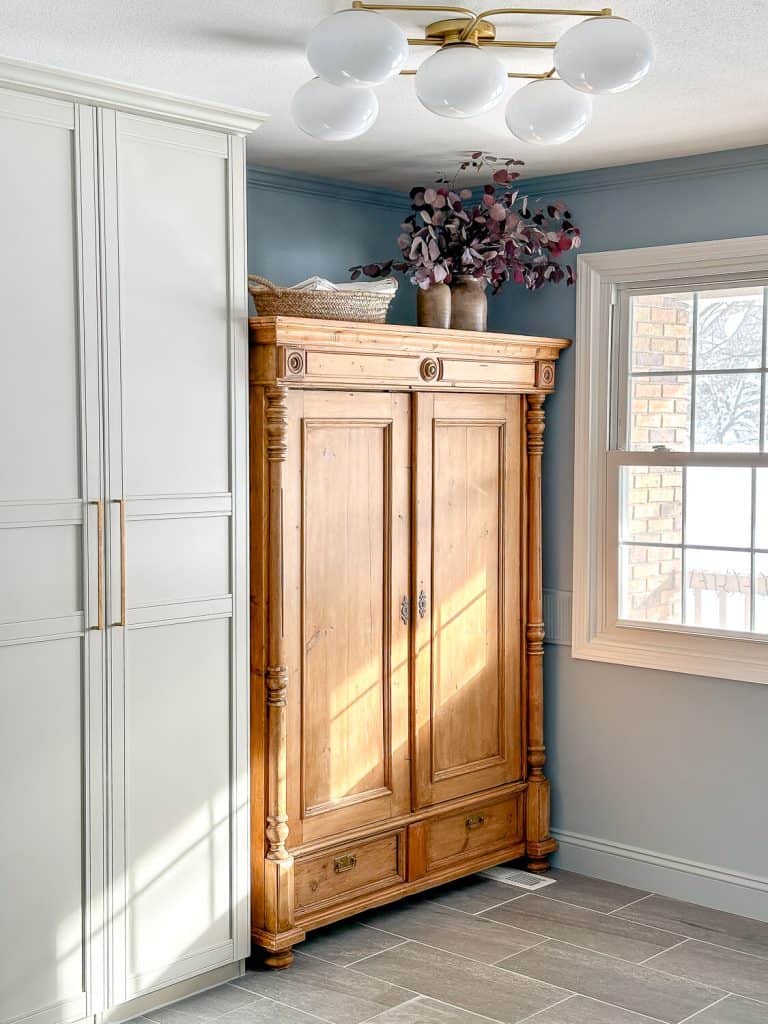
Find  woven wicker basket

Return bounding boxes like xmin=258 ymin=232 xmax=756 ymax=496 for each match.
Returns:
xmin=248 ymin=276 xmax=395 ymax=324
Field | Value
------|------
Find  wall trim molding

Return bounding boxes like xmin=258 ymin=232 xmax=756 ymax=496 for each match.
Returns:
xmin=543 ymin=588 xmax=572 ymax=646
xmin=554 ymin=829 xmax=768 ymax=921
xmin=516 ymin=144 xmax=768 ymax=200
xmin=247 ymin=145 xmax=768 ymax=213
xmin=247 ymin=166 xmax=408 ymax=211
xmin=0 ymin=55 xmax=267 ymax=134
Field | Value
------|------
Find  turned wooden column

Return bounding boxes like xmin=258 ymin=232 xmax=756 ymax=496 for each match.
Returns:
xmin=262 ymin=384 xmax=295 ymax=967
xmin=525 ymin=393 xmax=558 ymax=872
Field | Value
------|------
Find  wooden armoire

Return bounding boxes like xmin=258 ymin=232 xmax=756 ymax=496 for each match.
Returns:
xmin=249 ymin=316 xmax=569 ymax=967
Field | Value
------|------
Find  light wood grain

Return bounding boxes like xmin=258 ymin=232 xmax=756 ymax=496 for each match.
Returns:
xmin=425 ymin=792 xmax=524 ymax=873
xmin=413 ymin=393 xmax=522 ymax=808
xmin=249 ymin=319 xmax=568 ymax=966
xmin=295 ymin=831 xmax=406 ymax=918
xmin=524 ymin=394 xmax=557 ymax=872
xmin=284 ymin=391 xmax=411 ymax=846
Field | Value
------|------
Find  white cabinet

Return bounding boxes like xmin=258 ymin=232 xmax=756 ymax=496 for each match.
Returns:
xmin=0 ymin=63 xmax=263 ymax=1024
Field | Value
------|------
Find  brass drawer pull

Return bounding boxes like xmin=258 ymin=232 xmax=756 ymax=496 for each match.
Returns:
xmin=333 ymin=853 xmax=357 ymax=874
xmin=465 ymin=814 xmax=486 ymax=830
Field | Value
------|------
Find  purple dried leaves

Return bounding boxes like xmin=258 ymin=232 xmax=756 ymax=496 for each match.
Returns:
xmin=350 ymin=152 xmax=580 ymax=293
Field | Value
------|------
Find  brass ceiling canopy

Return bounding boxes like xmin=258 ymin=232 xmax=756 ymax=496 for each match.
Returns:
xmin=423 ymin=17 xmax=497 ymax=47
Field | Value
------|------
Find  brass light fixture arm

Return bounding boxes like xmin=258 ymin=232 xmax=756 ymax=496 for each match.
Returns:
xmin=460 ymin=6 xmax=612 ymax=41
xmin=408 ymin=37 xmax=557 ymax=48
xmin=400 ymin=67 xmax=557 ymax=78
xmin=351 ymin=1 xmax=613 ymax=22
xmin=353 ymin=0 xmax=614 ymax=79
xmin=352 ymin=1 xmax=478 ymax=16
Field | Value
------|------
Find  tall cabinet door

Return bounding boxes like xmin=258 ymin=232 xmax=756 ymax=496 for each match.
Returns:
xmin=100 ymin=111 xmax=249 ymax=1002
xmin=0 ymin=92 xmax=106 ymax=1023
xmin=413 ymin=393 xmax=524 ymax=808
xmin=283 ymin=391 xmax=411 ymax=846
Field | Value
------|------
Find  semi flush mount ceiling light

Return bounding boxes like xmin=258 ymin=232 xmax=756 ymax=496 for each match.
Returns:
xmin=293 ymin=3 xmax=653 ymax=144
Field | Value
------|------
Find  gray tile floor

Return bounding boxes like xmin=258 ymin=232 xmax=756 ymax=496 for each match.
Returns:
xmin=130 ymin=870 xmax=768 ymax=1024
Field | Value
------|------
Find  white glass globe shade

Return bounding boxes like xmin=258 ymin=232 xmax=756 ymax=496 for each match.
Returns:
xmin=415 ymin=44 xmax=507 ymax=118
xmin=554 ymin=17 xmax=654 ymax=94
xmin=291 ymin=78 xmax=378 ymax=141
xmin=505 ymin=80 xmax=592 ymax=145
xmin=306 ymin=9 xmax=409 ymax=88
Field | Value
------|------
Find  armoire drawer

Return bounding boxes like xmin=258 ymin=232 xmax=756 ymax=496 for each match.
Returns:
xmin=295 ymin=830 xmax=406 ymax=917
xmin=424 ymin=793 xmax=524 ymax=873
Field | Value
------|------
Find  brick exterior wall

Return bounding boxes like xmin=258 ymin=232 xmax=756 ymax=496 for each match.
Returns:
xmin=623 ymin=294 xmax=692 ymax=623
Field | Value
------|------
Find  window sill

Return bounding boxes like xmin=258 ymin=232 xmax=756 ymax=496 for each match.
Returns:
xmin=573 ymin=621 xmax=768 ymax=685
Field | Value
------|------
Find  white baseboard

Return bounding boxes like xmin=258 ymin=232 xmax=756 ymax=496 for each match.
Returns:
xmin=554 ymin=829 xmax=768 ymax=921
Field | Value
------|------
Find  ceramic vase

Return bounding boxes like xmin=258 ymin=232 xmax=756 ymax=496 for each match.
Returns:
xmin=450 ymin=275 xmax=487 ymax=332
xmin=416 ymin=282 xmax=451 ymax=329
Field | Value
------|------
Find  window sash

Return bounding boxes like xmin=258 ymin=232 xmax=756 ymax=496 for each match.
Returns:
xmin=612 ymin=284 xmax=768 ymax=454
xmin=606 ymin=450 xmax=768 ymax=642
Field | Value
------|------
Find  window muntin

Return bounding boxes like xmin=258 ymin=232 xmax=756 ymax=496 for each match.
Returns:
xmin=612 ymin=284 xmax=768 ymax=638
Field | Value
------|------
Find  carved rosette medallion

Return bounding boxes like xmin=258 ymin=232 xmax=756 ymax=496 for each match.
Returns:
xmin=536 ymin=360 xmax=556 ymax=390
xmin=282 ymin=348 xmax=306 ymax=378
xmin=419 ymin=356 xmax=442 ymax=383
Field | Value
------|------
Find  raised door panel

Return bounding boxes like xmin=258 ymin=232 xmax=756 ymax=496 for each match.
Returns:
xmin=284 ymin=391 xmax=410 ymax=845
xmin=111 ymin=114 xmax=230 ymax=497
xmin=0 ymin=91 xmax=81 ymax=502
xmin=123 ymin=619 xmax=232 ymax=994
xmin=0 ymin=641 xmax=88 ymax=1024
xmin=413 ymin=393 xmax=523 ymax=808
xmin=0 ymin=90 xmax=105 ymax=1024
xmin=101 ymin=112 xmax=249 ymax=1000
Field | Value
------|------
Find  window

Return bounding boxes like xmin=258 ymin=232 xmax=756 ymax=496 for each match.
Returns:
xmin=573 ymin=237 xmax=768 ymax=684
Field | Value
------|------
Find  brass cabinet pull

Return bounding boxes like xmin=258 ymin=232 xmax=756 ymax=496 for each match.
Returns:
xmin=110 ymin=498 xmax=127 ymax=627
xmin=89 ymin=500 xmax=105 ymax=631
xmin=333 ymin=853 xmax=357 ymax=874
xmin=418 ymin=589 xmax=427 ymax=618
xmin=400 ymin=595 xmax=409 ymax=625
xmin=465 ymin=814 xmax=486 ymax=830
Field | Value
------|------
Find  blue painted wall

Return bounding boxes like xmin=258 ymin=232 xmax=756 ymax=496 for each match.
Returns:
xmin=246 ymin=167 xmax=414 ymax=326
xmin=246 ymin=146 xmax=768 ymax=915
xmin=488 ymin=145 xmax=768 ymax=914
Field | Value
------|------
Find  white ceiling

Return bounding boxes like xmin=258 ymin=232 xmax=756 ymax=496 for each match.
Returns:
xmin=2 ymin=1 xmax=767 ymax=189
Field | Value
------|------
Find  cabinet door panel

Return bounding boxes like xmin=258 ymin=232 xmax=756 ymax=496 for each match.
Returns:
xmin=284 ymin=391 xmax=410 ymax=844
xmin=0 ymin=640 xmax=87 ymax=1024
xmin=0 ymin=96 xmax=81 ymax=502
xmin=413 ymin=393 xmax=523 ymax=807
xmin=114 ymin=116 xmax=230 ymax=497
xmin=102 ymin=111 xmax=249 ymax=1001
xmin=0 ymin=91 xmax=105 ymax=1024
xmin=124 ymin=619 xmax=233 ymax=992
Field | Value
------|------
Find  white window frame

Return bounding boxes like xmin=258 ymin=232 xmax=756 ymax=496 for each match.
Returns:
xmin=573 ymin=235 xmax=768 ymax=685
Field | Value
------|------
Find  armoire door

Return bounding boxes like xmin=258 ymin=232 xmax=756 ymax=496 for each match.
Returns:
xmin=412 ymin=392 xmax=524 ymax=808
xmin=283 ymin=391 xmax=411 ymax=845
xmin=0 ymin=91 xmax=106 ymax=1024
xmin=99 ymin=110 xmax=250 ymax=1002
